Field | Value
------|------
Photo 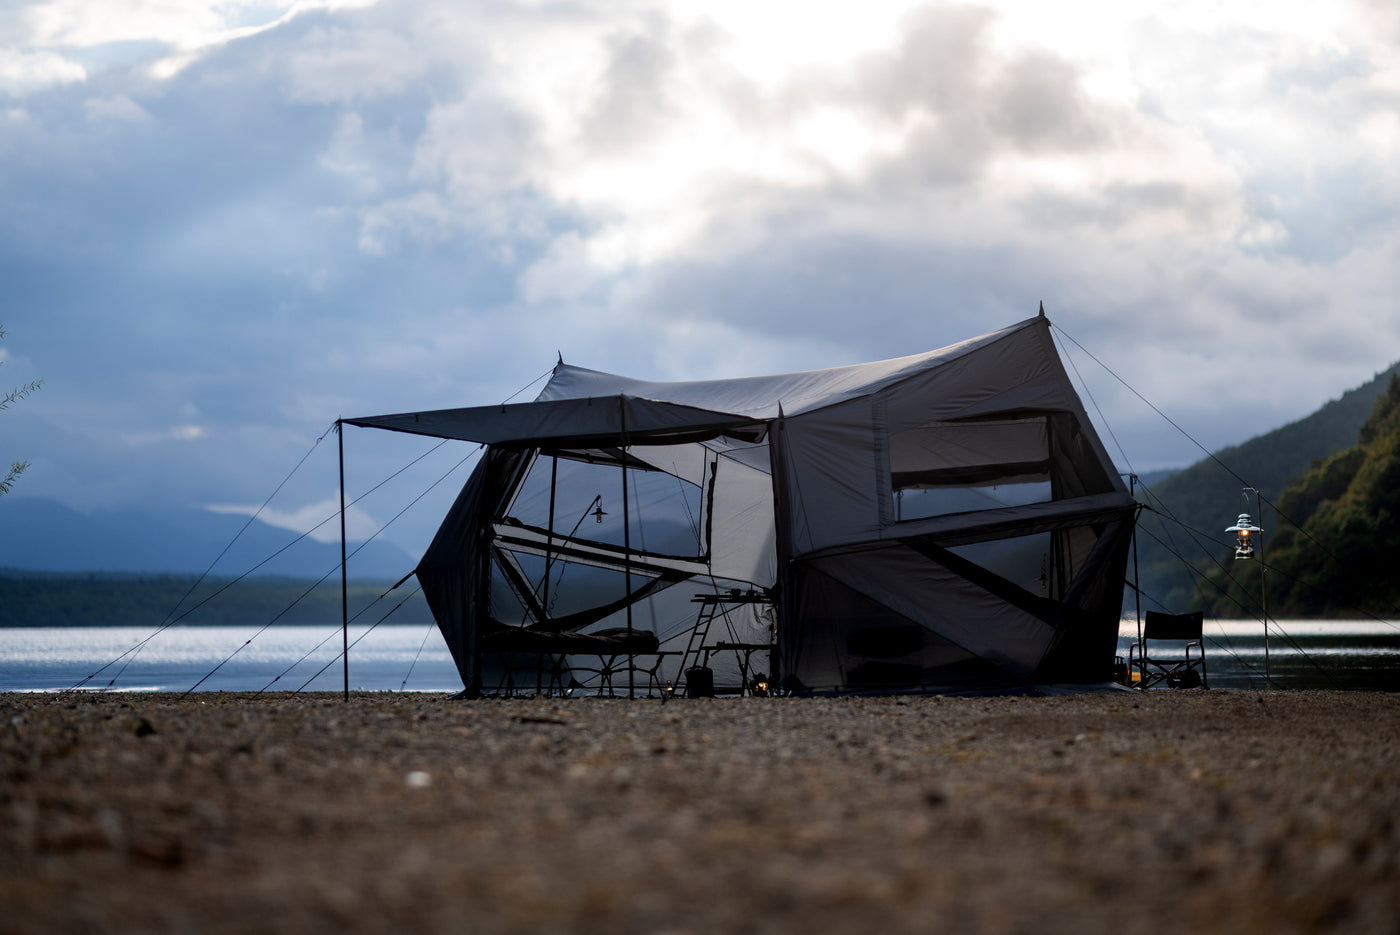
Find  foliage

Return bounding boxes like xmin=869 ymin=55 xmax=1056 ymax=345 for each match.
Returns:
xmin=1131 ymin=362 xmax=1400 ymax=613
xmin=1 ymin=325 xmax=44 ymax=496
xmin=1197 ymin=374 xmax=1400 ymax=617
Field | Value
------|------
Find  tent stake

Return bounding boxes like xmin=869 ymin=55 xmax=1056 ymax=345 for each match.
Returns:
xmin=338 ymin=419 xmax=349 ymax=702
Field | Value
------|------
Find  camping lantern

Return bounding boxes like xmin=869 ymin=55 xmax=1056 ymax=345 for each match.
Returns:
xmin=1225 ymin=513 xmax=1260 ymax=560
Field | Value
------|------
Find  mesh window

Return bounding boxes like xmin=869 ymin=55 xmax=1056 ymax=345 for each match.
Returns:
xmin=946 ymin=532 xmax=1058 ymax=597
xmin=493 ymin=547 xmax=660 ymax=626
xmin=506 ymin=454 xmax=706 ymax=558
xmin=891 ymin=417 xmax=1052 ymax=521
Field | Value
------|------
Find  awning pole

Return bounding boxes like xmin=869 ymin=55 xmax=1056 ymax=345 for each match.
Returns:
xmin=621 ymin=403 xmax=634 ymax=698
xmin=768 ymin=407 xmax=788 ymax=692
xmin=338 ymin=419 xmax=349 ymax=702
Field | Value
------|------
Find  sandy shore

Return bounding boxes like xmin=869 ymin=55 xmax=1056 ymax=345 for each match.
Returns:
xmin=2 ymin=690 xmax=1398 ymax=934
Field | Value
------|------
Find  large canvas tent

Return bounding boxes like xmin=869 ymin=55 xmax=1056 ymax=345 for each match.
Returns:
xmin=346 ymin=312 xmax=1137 ymax=696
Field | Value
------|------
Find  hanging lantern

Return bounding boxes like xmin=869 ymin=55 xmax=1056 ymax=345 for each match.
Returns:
xmin=592 ymin=502 xmax=607 ymax=524
xmin=1225 ymin=513 xmax=1260 ymax=560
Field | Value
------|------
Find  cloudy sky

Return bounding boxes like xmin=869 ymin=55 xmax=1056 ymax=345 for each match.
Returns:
xmin=4 ymin=0 xmax=1399 ymax=560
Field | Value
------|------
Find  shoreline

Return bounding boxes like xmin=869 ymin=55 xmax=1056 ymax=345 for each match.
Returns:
xmin=4 ymin=690 xmax=1398 ymax=933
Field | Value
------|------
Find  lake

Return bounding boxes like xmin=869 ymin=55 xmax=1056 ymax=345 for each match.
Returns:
xmin=0 ymin=624 xmax=463 ymax=694
xmin=1117 ymin=619 xmax=1400 ymax=691
xmin=0 ymin=620 xmax=1396 ymax=694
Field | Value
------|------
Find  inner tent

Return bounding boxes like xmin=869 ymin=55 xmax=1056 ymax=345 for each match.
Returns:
xmin=345 ymin=313 xmax=1137 ymax=696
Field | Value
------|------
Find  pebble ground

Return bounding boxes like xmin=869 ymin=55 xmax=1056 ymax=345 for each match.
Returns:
xmin=3 ymin=690 xmax=1398 ymax=934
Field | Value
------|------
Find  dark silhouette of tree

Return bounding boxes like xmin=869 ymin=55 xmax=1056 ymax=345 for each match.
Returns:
xmin=1 ymin=325 xmax=43 ymax=496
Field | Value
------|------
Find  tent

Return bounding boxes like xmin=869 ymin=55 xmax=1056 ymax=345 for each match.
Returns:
xmin=346 ymin=311 xmax=1136 ymax=696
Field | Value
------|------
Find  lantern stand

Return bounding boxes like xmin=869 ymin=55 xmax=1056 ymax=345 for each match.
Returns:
xmin=1225 ymin=490 xmax=1270 ymax=687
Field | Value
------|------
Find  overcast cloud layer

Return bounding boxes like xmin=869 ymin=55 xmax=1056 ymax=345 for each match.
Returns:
xmin=4 ymin=0 xmax=1399 ymax=560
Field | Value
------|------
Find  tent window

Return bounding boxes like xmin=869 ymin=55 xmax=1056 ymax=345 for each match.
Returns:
xmin=505 ymin=453 xmax=707 ymax=559
xmin=488 ymin=556 xmax=531 ymax=626
xmin=946 ymin=532 xmax=1059 ymax=598
xmin=496 ymin=547 xmax=659 ymax=624
xmin=890 ymin=417 xmax=1053 ymax=521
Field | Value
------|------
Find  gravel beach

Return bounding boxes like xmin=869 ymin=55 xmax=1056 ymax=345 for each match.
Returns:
xmin=3 ymin=690 xmax=1398 ymax=934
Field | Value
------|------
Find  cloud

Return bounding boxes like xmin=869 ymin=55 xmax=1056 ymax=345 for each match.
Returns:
xmin=207 ymin=496 xmax=380 ymax=544
xmin=281 ymin=22 xmax=434 ymax=104
xmin=3 ymin=0 xmax=1400 ymax=565
xmin=0 ymin=48 xmax=86 ymax=95
xmin=579 ymin=21 xmax=681 ymax=153
xmin=120 ymin=424 xmax=207 ymax=445
xmin=21 ymin=0 xmax=374 ymax=55
xmin=82 ymin=93 xmax=151 ymax=123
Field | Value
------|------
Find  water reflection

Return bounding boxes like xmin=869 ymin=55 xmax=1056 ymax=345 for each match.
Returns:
xmin=0 ymin=621 xmax=1396 ymax=693
xmin=1118 ymin=620 xmax=1400 ymax=691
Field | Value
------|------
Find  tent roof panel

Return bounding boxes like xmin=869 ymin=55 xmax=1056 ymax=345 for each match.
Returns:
xmin=344 ymin=395 xmax=766 ymax=446
xmin=536 ymin=317 xmax=1041 ymax=418
xmin=345 ymin=315 xmax=1055 ymax=447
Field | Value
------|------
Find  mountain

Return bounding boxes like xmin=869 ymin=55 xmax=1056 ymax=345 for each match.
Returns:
xmin=8 ymin=354 xmax=1399 ymax=616
xmin=0 ymin=498 xmax=417 ymax=580
xmin=1132 ymin=361 xmax=1400 ymax=613
xmin=1199 ymin=375 xmax=1400 ymax=617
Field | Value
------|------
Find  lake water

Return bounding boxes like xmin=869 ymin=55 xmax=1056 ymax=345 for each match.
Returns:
xmin=1117 ymin=619 xmax=1400 ymax=691
xmin=0 ymin=624 xmax=463 ymax=694
xmin=0 ymin=620 xmax=1397 ymax=694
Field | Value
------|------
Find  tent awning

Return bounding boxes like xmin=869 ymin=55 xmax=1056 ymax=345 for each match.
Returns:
xmin=344 ymin=395 xmax=768 ymax=447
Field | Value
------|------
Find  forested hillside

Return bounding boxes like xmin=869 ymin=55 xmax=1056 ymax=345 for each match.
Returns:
xmin=0 ymin=499 xmax=416 ymax=578
xmin=0 ymin=571 xmax=432 ymax=628
xmin=1131 ymin=362 xmax=1400 ymax=613
xmin=1199 ymin=376 xmax=1400 ymax=617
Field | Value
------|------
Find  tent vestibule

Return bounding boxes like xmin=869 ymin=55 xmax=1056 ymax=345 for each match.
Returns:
xmin=345 ymin=314 xmax=1136 ymax=696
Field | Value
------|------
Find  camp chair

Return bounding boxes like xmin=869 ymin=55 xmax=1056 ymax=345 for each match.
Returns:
xmin=1128 ymin=611 xmax=1207 ymax=689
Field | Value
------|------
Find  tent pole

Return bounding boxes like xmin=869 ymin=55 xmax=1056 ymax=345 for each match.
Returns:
xmin=1130 ymin=474 xmax=1143 ymax=688
xmin=768 ymin=408 xmax=790 ymax=693
xmin=1255 ymin=488 xmax=1270 ymax=689
xmin=621 ymin=403 xmax=634 ymax=698
xmin=544 ymin=454 xmax=557 ymax=622
xmin=338 ymin=420 xmax=349 ymax=702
